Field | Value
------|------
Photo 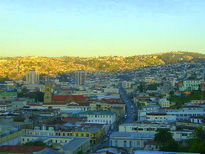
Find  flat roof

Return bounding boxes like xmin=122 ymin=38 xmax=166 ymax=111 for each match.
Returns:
xmin=110 ymin=132 xmax=156 ymax=139
xmin=134 ymin=151 xmax=199 ymax=154
xmin=61 ymin=137 xmax=89 ymax=151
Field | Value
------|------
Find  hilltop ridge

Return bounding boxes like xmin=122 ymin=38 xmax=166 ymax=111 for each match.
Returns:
xmin=0 ymin=51 xmax=204 ymax=79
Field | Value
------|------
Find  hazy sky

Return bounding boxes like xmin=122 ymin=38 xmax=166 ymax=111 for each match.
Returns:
xmin=0 ymin=0 xmax=205 ymax=57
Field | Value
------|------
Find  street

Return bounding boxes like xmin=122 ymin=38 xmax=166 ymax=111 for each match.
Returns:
xmin=119 ymin=87 xmax=136 ymax=123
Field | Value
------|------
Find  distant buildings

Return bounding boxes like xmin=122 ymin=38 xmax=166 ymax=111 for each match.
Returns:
xmin=75 ymin=70 xmax=86 ymax=86
xmin=26 ymin=71 xmax=39 ymax=84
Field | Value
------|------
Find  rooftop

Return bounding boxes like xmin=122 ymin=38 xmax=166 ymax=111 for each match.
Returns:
xmin=110 ymin=132 xmax=156 ymax=139
xmin=0 ymin=92 xmax=17 ymax=97
xmin=80 ymin=110 xmax=115 ymax=115
xmin=0 ymin=145 xmax=46 ymax=153
xmin=61 ymin=137 xmax=89 ymax=151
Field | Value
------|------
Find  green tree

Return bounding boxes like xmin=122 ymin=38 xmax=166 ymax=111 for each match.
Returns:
xmin=154 ymin=129 xmax=174 ymax=145
xmin=24 ymin=141 xmax=47 ymax=146
xmin=188 ymin=127 xmax=205 ymax=154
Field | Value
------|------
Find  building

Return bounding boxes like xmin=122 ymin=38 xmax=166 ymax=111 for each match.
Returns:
xmin=109 ymin=132 xmax=156 ymax=149
xmin=75 ymin=70 xmax=86 ymax=86
xmin=90 ymin=99 xmax=126 ymax=116
xmin=80 ymin=110 xmax=116 ymax=125
xmin=25 ymin=125 xmax=55 ymax=137
xmin=200 ymin=82 xmax=205 ymax=100
xmin=26 ymin=70 xmax=40 ymax=84
xmin=179 ymin=80 xmax=201 ymax=91
xmin=21 ymin=135 xmax=90 ymax=154
xmin=119 ymin=123 xmax=172 ymax=133
xmin=59 ymin=137 xmax=90 ymax=154
xmin=0 ymin=103 xmax=12 ymax=112
xmin=166 ymin=106 xmax=205 ymax=121
xmin=159 ymin=97 xmax=171 ymax=108
xmin=44 ymin=82 xmax=52 ymax=103
xmin=56 ymin=126 xmax=103 ymax=145
xmin=0 ymin=92 xmax=17 ymax=102
xmin=146 ymin=113 xmax=176 ymax=123
xmin=0 ymin=125 xmax=25 ymax=145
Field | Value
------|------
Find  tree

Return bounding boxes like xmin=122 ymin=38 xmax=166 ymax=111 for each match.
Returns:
xmin=155 ymin=128 xmax=179 ymax=152
xmin=154 ymin=129 xmax=174 ymax=145
xmin=188 ymin=127 xmax=205 ymax=153
xmin=191 ymin=127 xmax=205 ymax=142
xmin=24 ymin=141 xmax=47 ymax=146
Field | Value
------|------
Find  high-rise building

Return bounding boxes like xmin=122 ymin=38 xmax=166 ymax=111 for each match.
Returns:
xmin=75 ymin=70 xmax=86 ymax=85
xmin=200 ymin=82 xmax=205 ymax=100
xmin=44 ymin=79 xmax=52 ymax=103
xmin=26 ymin=71 xmax=39 ymax=84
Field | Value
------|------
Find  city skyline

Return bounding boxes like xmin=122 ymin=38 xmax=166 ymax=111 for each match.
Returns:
xmin=0 ymin=0 xmax=205 ymax=57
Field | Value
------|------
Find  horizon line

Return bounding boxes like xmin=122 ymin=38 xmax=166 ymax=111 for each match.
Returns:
xmin=0 ymin=51 xmax=204 ymax=58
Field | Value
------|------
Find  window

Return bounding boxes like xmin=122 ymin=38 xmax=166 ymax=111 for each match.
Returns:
xmin=130 ymin=141 xmax=132 ymax=147
xmin=115 ymin=140 xmax=118 ymax=146
xmin=124 ymin=141 xmax=127 ymax=148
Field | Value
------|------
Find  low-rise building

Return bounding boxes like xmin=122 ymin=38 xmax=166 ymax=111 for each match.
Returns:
xmin=80 ymin=110 xmax=116 ymax=125
xmin=21 ymin=135 xmax=90 ymax=154
xmin=109 ymin=132 xmax=156 ymax=149
xmin=119 ymin=123 xmax=173 ymax=133
xmin=146 ymin=113 xmax=176 ymax=123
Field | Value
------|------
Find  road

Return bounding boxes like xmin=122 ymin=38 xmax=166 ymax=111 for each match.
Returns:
xmin=91 ymin=86 xmax=136 ymax=152
xmin=119 ymin=86 xmax=136 ymax=123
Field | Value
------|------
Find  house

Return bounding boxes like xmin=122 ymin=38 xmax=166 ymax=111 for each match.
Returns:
xmin=119 ymin=123 xmax=172 ymax=133
xmin=0 ymin=92 xmax=17 ymax=102
xmin=109 ymin=132 xmax=156 ymax=149
xmin=159 ymin=97 xmax=171 ymax=108
xmin=0 ymin=103 xmax=12 ymax=112
xmin=179 ymin=80 xmax=201 ymax=91
xmin=62 ymin=126 xmax=103 ymax=145
xmin=80 ymin=110 xmax=116 ymax=126
xmin=190 ymin=116 xmax=205 ymax=124
xmin=21 ymin=135 xmax=90 ymax=154
xmin=146 ymin=113 xmax=176 ymax=123
xmin=166 ymin=106 xmax=205 ymax=121
xmin=90 ymin=98 xmax=126 ymax=115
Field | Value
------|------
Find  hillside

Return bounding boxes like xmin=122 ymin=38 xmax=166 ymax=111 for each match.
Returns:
xmin=0 ymin=52 xmax=204 ymax=79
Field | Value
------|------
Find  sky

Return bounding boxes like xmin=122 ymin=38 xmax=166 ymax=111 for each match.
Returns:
xmin=0 ymin=0 xmax=205 ymax=57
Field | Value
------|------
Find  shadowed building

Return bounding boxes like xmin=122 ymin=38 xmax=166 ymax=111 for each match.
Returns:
xmin=75 ymin=70 xmax=86 ymax=86
xmin=26 ymin=70 xmax=39 ymax=84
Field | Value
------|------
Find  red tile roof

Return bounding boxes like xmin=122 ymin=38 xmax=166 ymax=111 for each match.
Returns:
xmin=52 ymin=95 xmax=68 ymax=101
xmin=0 ymin=145 xmax=46 ymax=153
xmin=43 ymin=102 xmax=67 ymax=105
xmin=52 ymin=95 xmax=86 ymax=102
xmin=69 ymin=95 xmax=86 ymax=101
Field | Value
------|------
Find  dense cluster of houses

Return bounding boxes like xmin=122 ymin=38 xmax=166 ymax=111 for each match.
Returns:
xmin=0 ymin=61 xmax=204 ymax=153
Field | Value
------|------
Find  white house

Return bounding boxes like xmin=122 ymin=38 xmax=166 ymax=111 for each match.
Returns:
xmin=159 ymin=98 xmax=171 ymax=108
xmin=179 ymin=80 xmax=201 ymax=91
xmin=80 ymin=110 xmax=116 ymax=125
xmin=166 ymin=106 xmax=205 ymax=121
xmin=119 ymin=123 xmax=173 ymax=133
xmin=146 ymin=113 xmax=176 ymax=123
